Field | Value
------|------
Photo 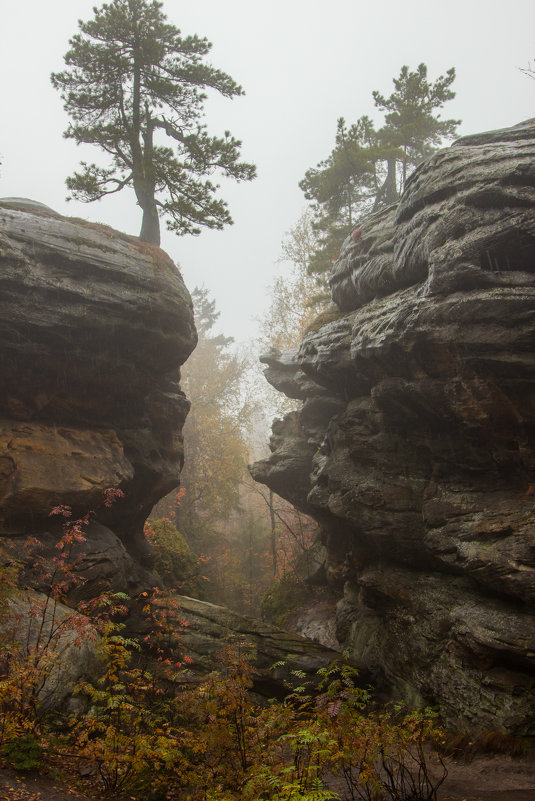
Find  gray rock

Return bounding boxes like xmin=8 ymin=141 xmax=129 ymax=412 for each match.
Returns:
xmin=0 ymin=203 xmax=197 ymax=562
xmin=249 ymin=412 xmax=318 ymax=514
xmin=131 ymin=593 xmax=365 ymax=696
xmin=0 ymin=197 xmax=61 ymax=216
xmin=251 ymin=122 xmax=535 ymax=733
xmin=290 ymin=598 xmax=340 ymax=651
xmin=0 ymin=590 xmax=101 ymax=711
xmin=339 ymin=568 xmax=535 ymax=735
xmin=2 ymin=521 xmax=156 ymax=602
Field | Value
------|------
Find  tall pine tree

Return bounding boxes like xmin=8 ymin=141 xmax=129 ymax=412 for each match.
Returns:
xmin=51 ymin=0 xmax=256 ymax=245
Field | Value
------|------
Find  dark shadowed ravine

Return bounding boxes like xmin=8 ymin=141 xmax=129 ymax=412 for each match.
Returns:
xmin=1 ymin=123 xmax=535 ymax=800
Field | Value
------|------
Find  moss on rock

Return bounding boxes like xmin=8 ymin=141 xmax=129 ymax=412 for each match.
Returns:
xmin=146 ymin=518 xmax=200 ymax=595
xmin=261 ymin=578 xmax=311 ymax=628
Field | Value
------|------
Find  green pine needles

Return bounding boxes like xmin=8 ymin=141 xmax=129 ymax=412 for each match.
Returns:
xmin=299 ymin=63 xmax=460 ymax=280
xmin=51 ymin=0 xmax=256 ymax=245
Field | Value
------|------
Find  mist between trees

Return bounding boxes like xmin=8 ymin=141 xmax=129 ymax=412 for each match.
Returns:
xmin=150 ymin=286 xmax=322 ymax=621
xmin=48 ymin=0 xmax=464 ymax=623
xmin=150 ymin=59 xmax=463 ymax=621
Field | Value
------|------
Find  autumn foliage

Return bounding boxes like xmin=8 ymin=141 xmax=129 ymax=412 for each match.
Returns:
xmin=0 ymin=506 xmax=446 ymax=801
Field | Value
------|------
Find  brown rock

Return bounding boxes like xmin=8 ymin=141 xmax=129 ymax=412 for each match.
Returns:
xmin=0 ymin=198 xmax=196 ymax=566
xmin=0 ymin=420 xmax=133 ymax=526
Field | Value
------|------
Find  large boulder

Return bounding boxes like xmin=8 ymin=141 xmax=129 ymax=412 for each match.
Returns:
xmin=252 ymin=122 xmax=535 ymax=734
xmin=0 ymin=198 xmax=197 ymax=569
xmin=128 ymin=593 xmax=365 ymax=696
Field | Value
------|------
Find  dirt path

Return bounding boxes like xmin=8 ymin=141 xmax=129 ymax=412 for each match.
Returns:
xmin=438 ymin=753 xmax=535 ymax=801
xmin=0 ymin=769 xmax=91 ymax=801
xmin=1 ymin=754 xmax=534 ymax=801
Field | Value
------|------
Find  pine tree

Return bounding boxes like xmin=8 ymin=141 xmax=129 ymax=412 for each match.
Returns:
xmin=299 ymin=115 xmax=380 ymax=277
xmin=373 ymin=63 xmax=460 ymax=196
xmin=299 ymin=63 xmax=460 ymax=281
xmin=51 ymin=0 xmax=256 ymax=245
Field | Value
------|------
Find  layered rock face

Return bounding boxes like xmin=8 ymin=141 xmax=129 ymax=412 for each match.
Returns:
xmin=0 ymin=198 xmax=197 ymax=580
xmin=252 ymin=122 xmax=535 ymax=734
xmin=128 ymin=594 xmax=353 ymax=696
xmin=0 ymin=200 xmax=344 ymax=698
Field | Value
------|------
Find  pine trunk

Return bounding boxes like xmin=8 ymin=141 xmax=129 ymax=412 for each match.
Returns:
xmin=140 ymin=203 xmax=161 ymax=245
xmin=373 ymin=157 xmax=398 ymax=210
xmin=383 ymin=157 xmax=398 ymax=203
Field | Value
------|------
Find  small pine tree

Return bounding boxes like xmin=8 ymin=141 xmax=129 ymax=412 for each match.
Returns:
xmin=373 ymin=62 xmax=460 ymax=193
xmin=299 ymin=63 xmax=460 ymax=283
xmin=299 ymin=116 xmax=381 ymax=278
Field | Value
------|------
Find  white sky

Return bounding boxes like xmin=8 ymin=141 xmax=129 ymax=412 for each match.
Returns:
xmin=1 ymin=0 xmax=534 ymax=344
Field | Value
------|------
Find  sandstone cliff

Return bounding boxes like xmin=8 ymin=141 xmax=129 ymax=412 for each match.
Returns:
xmin=251 ymin=122 xmax=535 ymax=734
xmin=0 ymin=198 xmax=197 ymax=586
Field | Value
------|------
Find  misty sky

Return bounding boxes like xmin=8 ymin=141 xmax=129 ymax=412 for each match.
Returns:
xmin=1 ymin=0 xmax=534 ymax=344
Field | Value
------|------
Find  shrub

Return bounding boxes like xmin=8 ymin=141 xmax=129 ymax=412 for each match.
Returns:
xmin=0 ymin=498 xmax=448 ymax=801
xmin=2 ymin=733 xmax=43 ymax=771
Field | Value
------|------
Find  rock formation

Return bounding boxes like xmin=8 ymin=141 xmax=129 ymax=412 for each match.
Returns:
xmin=0 ymin=199 xmax=342 ymax=699
xmin=251 ymin=121 xmax=535 ymax=734
xmin=129 ymin=593 xmax=353 ymax=695
xmin=0 ymin=198 xmax=197 ymax=579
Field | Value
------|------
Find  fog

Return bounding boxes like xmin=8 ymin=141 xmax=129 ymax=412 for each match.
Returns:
xmin=1 ymin=0 xmax=534 ymax=342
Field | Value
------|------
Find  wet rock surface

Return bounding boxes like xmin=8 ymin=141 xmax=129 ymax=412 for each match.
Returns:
xmin=145 ymin=594 xmax=359 ymax=695
xmin=252 ymin=122 xmax=535 ymax=733
xmin=0 ymin=200 xmax=350 ymax=705
xmin=0 ymin=199 xmax=197 ymax=568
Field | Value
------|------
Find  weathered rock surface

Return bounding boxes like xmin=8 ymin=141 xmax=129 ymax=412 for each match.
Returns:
xmin=252 ymin=122 xmax=535 ymax=734
xmin=0 ymin=590 xmax=100 ymax=711
xmin=0 ymin=584 xmax=351 ymax=707
xmin=136 ymin=594 xmax=360 ymax=695
xmin=287 ymin=598 xmax=340 ymax=651
xmin=0 ymin=198 xmax=197 ymax=565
